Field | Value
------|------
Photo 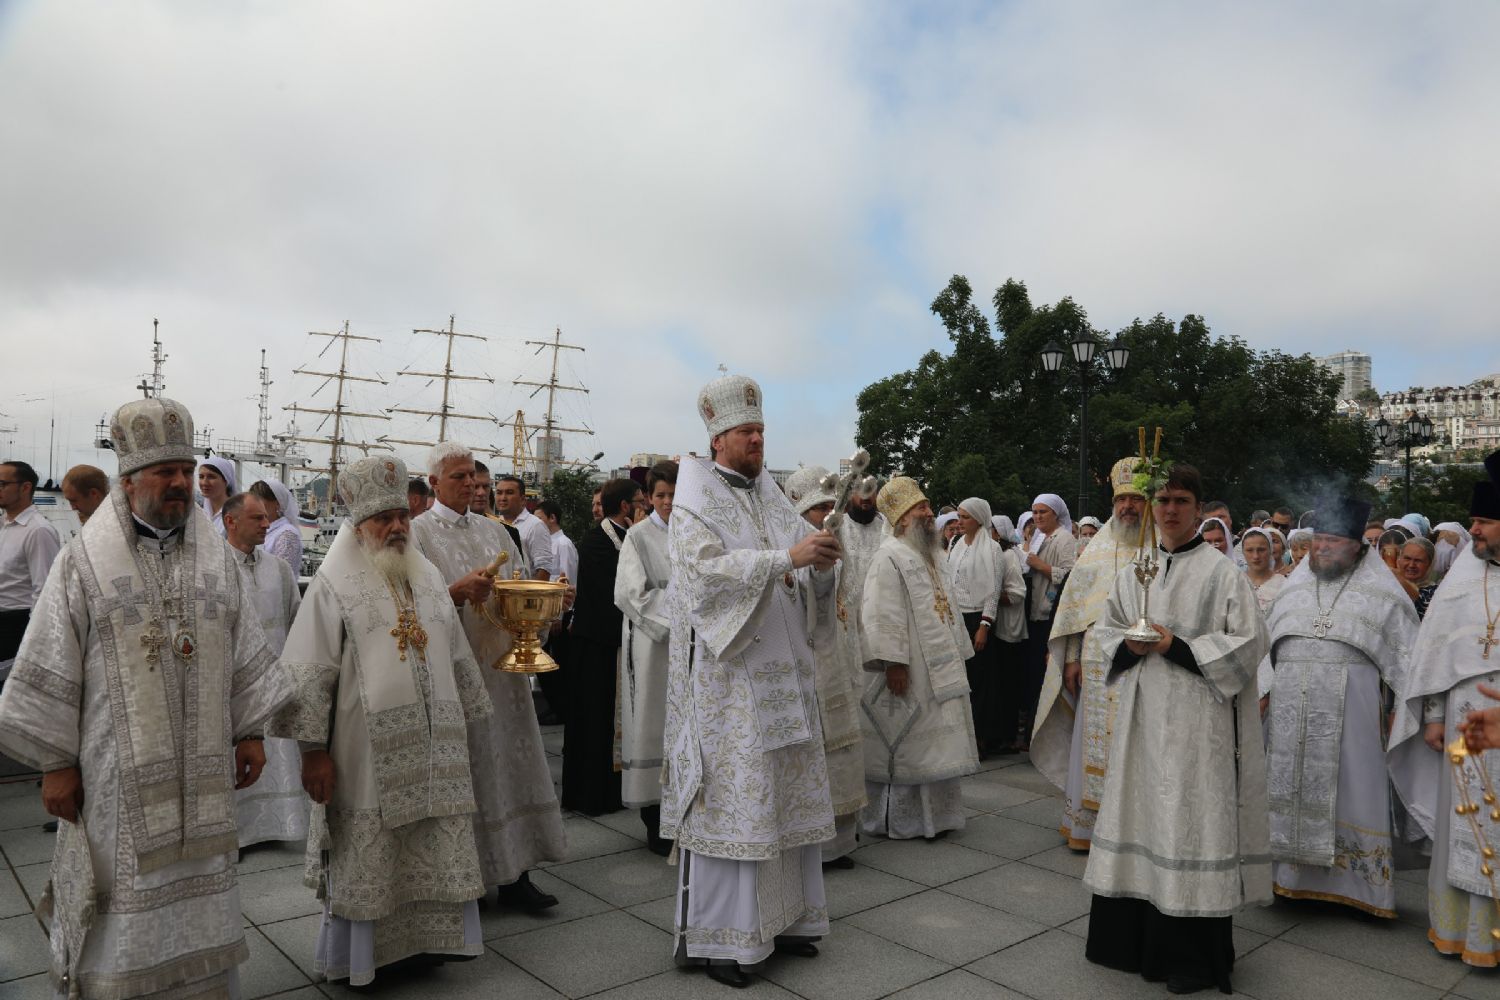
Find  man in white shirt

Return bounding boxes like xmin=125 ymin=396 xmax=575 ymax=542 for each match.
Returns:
xmin=495 ymin=474 xmax=556 ymax=580
xmin=0 ymin=460 xmax=63 ymax=674
xmin=536 ymin=500 xmax=578 ymax=583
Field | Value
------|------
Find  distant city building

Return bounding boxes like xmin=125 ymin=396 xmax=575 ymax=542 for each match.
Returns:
xmin=1316 ymin=350 xmax=1373 ymax=399
xmin=1362 ymin=376 xmax=1500 ymax=452
xmin=628 ymin=452 xmax=673 ymax=469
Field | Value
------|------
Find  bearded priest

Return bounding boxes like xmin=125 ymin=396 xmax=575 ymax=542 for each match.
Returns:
xmin=859 ymin=477 xmax=979 ymax=841
xmin=0 ymin=397 xmax=291 ymax=1000
xmin=269 ymin=455 xmax=494 ymax=987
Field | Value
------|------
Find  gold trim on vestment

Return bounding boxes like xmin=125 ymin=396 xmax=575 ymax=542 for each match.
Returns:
xmin=1271 ymin=884 xmax=1396 ymax=918
xmin=1429 ymin=928 xmax=1500 ymax=968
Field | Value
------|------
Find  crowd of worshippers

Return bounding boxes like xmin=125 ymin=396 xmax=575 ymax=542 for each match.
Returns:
xmin=1 ymin=385 xmax=1499 ymax=997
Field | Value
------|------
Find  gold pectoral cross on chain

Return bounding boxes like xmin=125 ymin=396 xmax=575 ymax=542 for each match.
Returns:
xmin=1481 ymin=625 xmax=1498 ymax=660
xmin=1311 ymin=610 xmax=1334 ymax=638
xmin=391 ymin=606 xmax=429 ymax=662
xmin=141 ymin=619 xmax=167 ymax=667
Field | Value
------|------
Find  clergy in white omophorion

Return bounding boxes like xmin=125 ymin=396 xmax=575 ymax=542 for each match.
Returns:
xmin=786 ymin=466 xmax=868 ymax=863
xmin=660 ymin=374 xmax=842 ymax=988
xmin=223 ymin=491 xmax=310 ymax=847
xmin=1031 ymin=457 xmax=1146 ymax=851
xmin=1389 ymin=479 xmax=1500 ymax=967
xmin=0 ymin=397 xmax=291 ymax=1000
xmin=1084 ymin=463 xmax=1270 ymax=997
xmin=615 ymin=460 xmax=677 ymax=855
xmin=410 ymin=442 xmax=568 ymax=913
xmin=833 ymin=487 xmax=885 ymax=620
xmin=269 ymin=456 xmax=494 ymax=987
xmin=859 ymin=477 xmax=979 ymax=841
xmin=1261 ymin=496 xmax=1417 ymax=920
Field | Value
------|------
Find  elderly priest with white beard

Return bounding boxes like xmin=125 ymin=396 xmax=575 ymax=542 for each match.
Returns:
xmin=270 ymin=456 xmax=494 ymax=987
xmin=859 ymin=477 xmax=979 ymax=841
xmin=0 ymin=397 xmax=291 ymax=1000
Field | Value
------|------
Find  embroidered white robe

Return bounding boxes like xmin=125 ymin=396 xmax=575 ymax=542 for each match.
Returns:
xmin=230 ymin=545 xmax=309 ymax=847
xmin=1085 ymin=541 xmax=1272 ymax=918
xmin=268 ymin=523 xmax=492 ymax=985
xmin=0 ymin=492 xmax=290 ymax=1000
xmin=859 ymin=535 xmax=977 ymax=839
xmin=614 ymin=515 xmax=672 ymax=808
xmin=1389 ymin=548 xmax=1500 ymax=965
xmin=1033 ymin=515 xmax=1141 ymax=849
xmin=1262 ymin=549 xmax=1416 ymax=916
xmin=408 ymin=502 xmax=567 ymax=885
xmin=661 ymin=457 xmax=833 ymax=966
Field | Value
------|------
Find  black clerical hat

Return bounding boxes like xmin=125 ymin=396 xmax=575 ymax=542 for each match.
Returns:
xmin=1311 ymin=496 xmax=1371 ymax=540
xmin=1473 ymin=480 xmax=1500 ymax=520
xmin=1486 ymin=448 xmax=1500 ymax=488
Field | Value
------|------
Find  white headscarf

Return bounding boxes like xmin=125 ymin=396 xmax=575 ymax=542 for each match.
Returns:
xmin=1030 ymin=493 xmax=1073 ymax=532
xmin=1432 ymin=520 xmax=1467 ymax=577
xmin=991 ymin=514 xmax=1018 ymax=544
xmin=1198 ymin=516 xmax=1231 ymax=553
xmin=263 ymin=478 xmax=301 ymax=525
xmin=935 ymin=511 xmax=957 ymax=532
xmin=198 ymin=456 xmax=237 ymax=495
xmin=957 ymin=497 xmax=993 ymax=530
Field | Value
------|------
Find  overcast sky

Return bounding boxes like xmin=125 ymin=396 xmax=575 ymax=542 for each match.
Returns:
xmin=2 ymin=1 xmax=1496 ymax=486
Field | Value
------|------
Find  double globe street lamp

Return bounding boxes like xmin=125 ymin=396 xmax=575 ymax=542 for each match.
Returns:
xmin=1040 ymin=328 xmax=1131 ymax=516
xmin=1373 ymin=411 xmax=1434 ymax=512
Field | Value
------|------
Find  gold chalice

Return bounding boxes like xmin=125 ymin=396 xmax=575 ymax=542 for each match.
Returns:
xmin=476 ymin=570 xmax=569 ymax=673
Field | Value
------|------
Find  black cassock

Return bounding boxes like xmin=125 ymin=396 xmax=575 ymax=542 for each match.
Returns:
xmin=561 ymin=519 xmax=626 ymax=815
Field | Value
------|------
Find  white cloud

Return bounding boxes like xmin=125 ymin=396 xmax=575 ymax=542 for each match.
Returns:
xmin=1 ymin=1 xmax=1495 ymax=484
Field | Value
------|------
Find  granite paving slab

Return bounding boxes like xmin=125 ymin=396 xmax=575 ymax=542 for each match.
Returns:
xmin=256 ymin=914 xmax=324 ymax=977
xmin=476 ymin=869 xmax=613 ymax=940
xmin=490 ymin=910 xmax=673 ymax=997
xmin=944 ymin=861 xmax=1092 ymax=927
xmin=977 ymin=762 xmax=1056 ymax=796
xmin=623 ymin=895 xmax=675 ymax=934
xmin=235 ymin=841 xmax=307 ymax=875
xmin=1280 ymin=907 xmax=1469 ymax=991
xmin=1449 ymin=967 xmax=1500 ymax=1000
xmin=852 ymin=838 xmax=998 ymax=888
xmin=0 ymin=826 xmax=53 ymax=867
xmin=0 ymin=975 xmax=53 ymax=1000
xmin=1232 ymin=938 xmax=1443 ymax=999
xmin=586 ymin=808 xmax=649 ymax=842
xmin=0 ymin=872 xmax=29 ymax=920
xmin=820 ymin=859 xmax=927 ymax=919
xmin=241 ymin=927 xmax=316 ymax=999
xmin=1231 ymin=898 xmax=1304 ymax=937
xmin=545 ymin=848 xmax=678 ymax=908
xmin=965 ymin=929 xmax=1167 ymax=1000
xmin=320 ymin=950 xmax=563 ymax=999
xmin=11 ymin=864 xmax=45 ymax=910
xmin=884 ymin=968 xmax=1031 ymax=1000
xmin=759 ymin=922 xmax=949 ymax=1000
xmin=995 ymin=794 xmax=1070 ymax=831
xmin=843 ymin=888 xmax=1048 ymax=965
xmin=1018 ymin=843 xmax=1089 ymax=879
xmin=0 ymin=795 xmax=48 ymax=834
xmin=959 ymin=776 xmax=1048 ymax=815
xmin=237 ymin=864 xmax=324 ymax=925
xmin=588 ymin=968 xmax=805 ymax=999
xmin=0 ymin=913 xmax=49 ymax=982
xmin=945 ymin=813 xmax=1066 ymax=861
xmin=549 ymin=815 xmax=642 ymax=865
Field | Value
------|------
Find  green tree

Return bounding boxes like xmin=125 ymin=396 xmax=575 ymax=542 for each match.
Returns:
xmin=541 ymin=467 xmax=599 ymax=544
xmin=1378 ymin=462 xmax=1484 ymax=524
xmin=856 ymin=276 xmax=1377 ymax=522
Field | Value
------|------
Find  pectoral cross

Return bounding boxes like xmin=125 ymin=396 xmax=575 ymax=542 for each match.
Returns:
xmin=1481 ymin=625 xmax=1498 ymax=660
xmin=1311 ymin=610 xmax=1334 ymax=638
xmin=933 ymin=586 xmax=953 ymax=625
xmin=141 ymin=619 xmax=167 ymax=667
xmin=391 ymin=607 xmax=429 ymax=662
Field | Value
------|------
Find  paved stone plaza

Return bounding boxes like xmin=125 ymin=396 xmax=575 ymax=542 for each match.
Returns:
xmin=2 ymin=728 xmax=1495 ymax=999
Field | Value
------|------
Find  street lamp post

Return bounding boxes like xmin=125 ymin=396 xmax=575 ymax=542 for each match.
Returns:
xmin=1373 ymin=412 xmax=1434 ymax=511
xmin=1040 ymin=329 xmax=1130 ymax=516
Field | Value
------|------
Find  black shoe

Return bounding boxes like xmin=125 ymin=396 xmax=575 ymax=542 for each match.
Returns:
xmin=774 ymin=938 xmax=819 ymax=958
xmin=706 ymin=963 xmax=752 ymax=988
xmin=41 ymin=820 xmax=58 ymax=833
xmin=822 ymin=855 xmax=854 ymax=870
xmin=646 ymin=837 xmax=673 ymax=858
xmin=496 ymin=871 xmax=558 ymax=913
xmin=1166 ymin=972 xmax=1213 ymax=994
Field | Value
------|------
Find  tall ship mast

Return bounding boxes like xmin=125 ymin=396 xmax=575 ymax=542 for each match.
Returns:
xmin=512 ymin=327 xmax=594 ymax=485
xmin=379 ymin=314 xmax=499 ymax=454
xmin=284 ymin=321 xmax=391 ymax=515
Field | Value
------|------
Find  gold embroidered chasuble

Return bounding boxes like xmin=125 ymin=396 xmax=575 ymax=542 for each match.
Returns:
xmin=268 ymin=522 xmax=492 ymax=922
xmin=0 ymin=492 xmax=289 ymax=999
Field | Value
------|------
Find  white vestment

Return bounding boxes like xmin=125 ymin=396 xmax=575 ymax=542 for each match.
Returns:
xmin=807 ymin=540 xmax=868 ymax=858
xmin=661 ymin=458 xmax=834 ymax=967
xmin=1033 ymin=515 xmax=1141 ymax=849
xmin=1085 ymin=539 xmax=1272 ymax=918
xmin=0 ymin=493 xmax=290 ymax=999
xmin=268 ymin=523 xmax=492 ymax=986
xmin=230 ymin=545 xmax=309 ymax=847
xmin=1262 ymin=550 xmax=1417 ymax=917
xmin=859 ymin=535 xmax=978 ymax=840
xmin=1389 ymin=548 xmax=1500 ymax=966
xmin=410 ymin=501 xmax=567 ymax=883
xmin=614 ymin=514 xmax=672 ymax=808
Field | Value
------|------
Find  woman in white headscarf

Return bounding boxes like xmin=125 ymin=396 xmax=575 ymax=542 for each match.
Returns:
xmin=1431 ymin=521 xmax=1467 ymax=578
xmin=1241 ymin=528 xmax=1284 ymax=615
xmin=988 ymin=514 xmax=1028 ymax=755
xmin=251 ymin=478 xmax=303 ymax=573
xmin=1020 ymin=493 xmax=1078 ymax=748
xmin=197 ymin=456 xmax=236 ymax=535
xmin=946 ymin=498 xmax=1003 ymax=753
